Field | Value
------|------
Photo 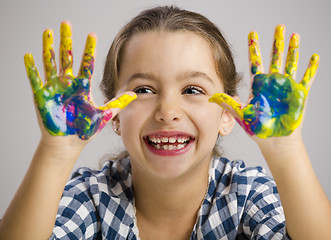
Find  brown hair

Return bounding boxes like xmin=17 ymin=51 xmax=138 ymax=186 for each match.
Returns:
xmin=100 ymin=6 xmax=241 ymax=157
xmin=101 ymin=5 xmax=241 ymax=101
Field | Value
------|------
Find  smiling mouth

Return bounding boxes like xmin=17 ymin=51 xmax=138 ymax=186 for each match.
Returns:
xmin=144 ymin=134 xmax=194 ymax=152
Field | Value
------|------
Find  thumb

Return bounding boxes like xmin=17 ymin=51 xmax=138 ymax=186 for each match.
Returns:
xmin=209 ymin=93 xmax=244 ymax=122
xmin=100 ymin=92 xmax=137 ymax=121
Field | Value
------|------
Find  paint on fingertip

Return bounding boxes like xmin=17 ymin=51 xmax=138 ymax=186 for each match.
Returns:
xmin=106 ymin=94 xmax=138 ymax=109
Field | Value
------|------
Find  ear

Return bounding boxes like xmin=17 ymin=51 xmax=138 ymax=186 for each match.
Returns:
xmin=218 ymin=95 xmax=239 ymax=136
xmin=111 ymin=115 xmax=121 ymax=135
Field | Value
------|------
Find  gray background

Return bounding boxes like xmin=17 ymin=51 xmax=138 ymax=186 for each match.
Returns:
xmin=1 ymin=0 xmax=330 ymax=217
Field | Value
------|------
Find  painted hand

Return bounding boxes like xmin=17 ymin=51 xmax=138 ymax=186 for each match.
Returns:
xmin=209 ymin=25 xmax=319 ymax=138
xmin=24 ymin=21 xmax=136 ymax=140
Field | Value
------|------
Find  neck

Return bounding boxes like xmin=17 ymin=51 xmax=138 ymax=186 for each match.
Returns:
xmin=132 ymin=157 xmax=211 ymax=223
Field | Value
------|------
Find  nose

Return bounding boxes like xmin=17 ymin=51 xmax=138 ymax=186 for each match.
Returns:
xmin=155 ymin=96 xmax=182 ymax=123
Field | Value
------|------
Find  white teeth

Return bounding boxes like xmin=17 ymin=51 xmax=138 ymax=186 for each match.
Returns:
xmin=148 ymin=136 xmax=190 ymax=144
xmin=147 ymin=135 xmax=192 ymax=151
xmin=178 ymin=137 xmax=189 ymax=143
xmin=152 ymin=143 xmax=187 ymax=150
xmin=177 ymin=144 xmax=185 ymax=149
xmin=169 ymin=137 xmax=176 ymax=143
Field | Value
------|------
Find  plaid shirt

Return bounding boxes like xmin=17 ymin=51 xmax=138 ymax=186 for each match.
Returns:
xmin=50 ymin=157 xmax=290 ymax=240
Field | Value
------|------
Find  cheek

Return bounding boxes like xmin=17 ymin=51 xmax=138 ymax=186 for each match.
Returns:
xmin=191 ymin=103 xmax=222 ymax=154
xmin=118 ymin=110 xmax=141 ymax=155
xmin=188 ymin=102 xmax=223 ymax=133
xmin=117 ymin=100 xmax=150 ymax=140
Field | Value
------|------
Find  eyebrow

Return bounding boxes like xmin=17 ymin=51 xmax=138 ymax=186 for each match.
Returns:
xmin=179 ymin=70 xmax=214 ymax=84
xmin=126 ymin=72 xmax=158 ymax=84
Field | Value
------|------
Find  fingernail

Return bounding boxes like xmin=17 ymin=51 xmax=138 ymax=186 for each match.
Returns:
xmin=85 ymin=34 xmax=97 ymax=56
xmin=289 ymin=33 xmax=300 ymax=48
xmin=248 ymin=31 xmax=258 ymax=45
xmin=61 ymin=21 xmax=72 ymax=37
xmin=43 ymin=29 xmax=54 ymax=47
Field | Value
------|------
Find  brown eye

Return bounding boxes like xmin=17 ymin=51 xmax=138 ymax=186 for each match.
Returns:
xmin=182 ymin=86 xmax=205 ymax=95
xmin=133 ymin=86 xmax=155 ymax=94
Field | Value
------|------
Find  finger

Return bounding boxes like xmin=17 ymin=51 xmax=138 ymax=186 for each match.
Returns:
xmin=300 ymin=54 xmax=320 ymax=90
xmin=248 ymin=31 xmax=264 ymax=75
xmin=209 ymin=93 xmax=244 ymax=122
xmin=269 ymin=25 xmax=285 ymax=73
xmin=79 ymin=33 xmax=97 ymax=79
xmin=24 ymin=53 xmax=43 ymax=92
xmin=43 ymin=29 xmax=57 ymax=81
xmin=285 ymin=33 xmax=300 ymax=79
xmin=60 ymin=21 xmax=73 ymax=77
xmin=99 ymin=92 xmax=137 ymax=122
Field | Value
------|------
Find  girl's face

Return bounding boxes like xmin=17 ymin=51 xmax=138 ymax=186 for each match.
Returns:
xmin=115 ymin=31 xmax=234 ymax=179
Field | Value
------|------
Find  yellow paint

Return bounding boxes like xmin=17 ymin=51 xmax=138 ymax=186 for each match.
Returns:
xmin=24 ymin=53 xmax=42 ymax=91
xmin=79 ymin=34 xmax=97 ymax=78
xmin=285 ymin=33 xmax=299 ymax=77
xmin=84 ymin=35 xmax=96 ymax=56
xmin=43 ymin=30 xmax=53 ymax=57
xmin=209 ymin=93 xmax=243 ymax=120
xmin=105 ymin=94 xmax=137 ymax=110
xmin=43 ymin=29 xmax=57 ymax=80
xmin=301 ymin=54 xmax=320 ymax=89
xmin=269 ymin=25 xmax=285 ymax=73
xmin=248 ymin=31 xmax=262 ymax=75
xmin=60 ymin=21 xmax=73 ymax=77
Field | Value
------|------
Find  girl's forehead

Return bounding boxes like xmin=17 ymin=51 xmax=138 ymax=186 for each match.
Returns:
xmin=125 ymin=30 xmax=211 ymax=51
xmin=121 ymin=31 xmax=216 ymax=71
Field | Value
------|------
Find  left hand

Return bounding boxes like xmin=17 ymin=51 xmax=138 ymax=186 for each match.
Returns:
xmin=209 ymin=25 xmax=319 ymax=139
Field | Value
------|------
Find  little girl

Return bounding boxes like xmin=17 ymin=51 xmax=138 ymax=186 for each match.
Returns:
xmin=0 ymin=5 xmax=330 ymax=240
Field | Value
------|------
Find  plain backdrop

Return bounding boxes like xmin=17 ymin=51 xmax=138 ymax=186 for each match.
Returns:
xmin=1 ymin=0 xmax=330 ymax=217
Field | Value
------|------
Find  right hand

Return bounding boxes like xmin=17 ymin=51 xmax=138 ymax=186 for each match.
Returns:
xmin=24 ymin=21 xmax=136 ymax=141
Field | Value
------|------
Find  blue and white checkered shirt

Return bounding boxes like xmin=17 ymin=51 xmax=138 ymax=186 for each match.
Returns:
xmin=50 ymin=156 xmax=290 ymax=240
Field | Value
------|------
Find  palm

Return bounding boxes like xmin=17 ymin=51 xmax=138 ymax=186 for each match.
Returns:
xmin=35 ymin=75 xmax=109 ymax=140
xmin=210 ymin=25 xmax=319 ymax=138
xmin=243 ymin=72 xmax=307 ymax=137
xmin=24 ymin=22 xmax=135 ymax=140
